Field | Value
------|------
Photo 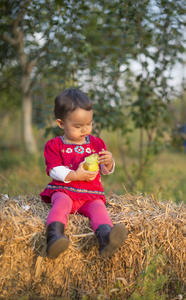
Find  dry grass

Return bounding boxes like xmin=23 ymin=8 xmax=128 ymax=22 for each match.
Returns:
xmin=0 ymin=193 xmax=185 ymax=299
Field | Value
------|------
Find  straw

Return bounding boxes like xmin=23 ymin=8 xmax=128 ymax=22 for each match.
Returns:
xmin=0 ymin=193 xmax=185 ymax=299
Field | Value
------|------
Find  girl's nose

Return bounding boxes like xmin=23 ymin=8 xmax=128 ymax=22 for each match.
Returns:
xmin=82 ymin=126 xmax=87 ymax=133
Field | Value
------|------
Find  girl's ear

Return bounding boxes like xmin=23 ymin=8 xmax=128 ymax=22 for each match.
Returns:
xmin=56 ymin=119 xmax=64 ymax=129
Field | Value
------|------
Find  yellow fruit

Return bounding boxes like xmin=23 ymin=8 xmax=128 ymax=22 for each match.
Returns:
xmin=83 ymin=154 xmax=99 ymax=171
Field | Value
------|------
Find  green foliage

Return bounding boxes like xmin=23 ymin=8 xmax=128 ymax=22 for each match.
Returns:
xmin=101 ymin=130 xmax=186 ymax=203
xmin=94 ymin=252 xmax=173 ymax=300
xmin=0 ymin=149 xmax=21 ymax=171
xmin=0 ymin=149 xmax=48 ymax=196
xmin=167 ymin=91 xmax=186 ymax=152
xmin=0 ymin=0 xmax=185 ymax=186
xmin=129 ymin=254 xmax=170 ymax=300
xmin=0 ymin=62 xmax=21 ymax=111
xmin=171 ymin=127 xmax=185 ymax=152
xmin=1 ymin=0 xmax=184 ymax=130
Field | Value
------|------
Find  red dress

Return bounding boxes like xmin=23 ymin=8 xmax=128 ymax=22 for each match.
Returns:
xmin=40 ymin=135 xmax=107 ymax=203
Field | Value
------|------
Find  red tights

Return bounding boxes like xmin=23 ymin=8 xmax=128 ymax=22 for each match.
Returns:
xmin=47 ymin=192 xmax=113 ymax=232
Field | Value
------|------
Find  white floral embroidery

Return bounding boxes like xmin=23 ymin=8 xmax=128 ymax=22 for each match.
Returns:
xmin=86 ymin=148 xmax=91 ymax=153
xmin=66 ymin=148 xmax=73 ymax=153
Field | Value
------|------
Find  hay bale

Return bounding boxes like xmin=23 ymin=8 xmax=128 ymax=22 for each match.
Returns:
xmin=0 ymin=193 xmax=185 ymax=299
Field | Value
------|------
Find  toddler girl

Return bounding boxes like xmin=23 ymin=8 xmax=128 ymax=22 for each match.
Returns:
xmin=40 ymin=88 xmax=127 ymax=259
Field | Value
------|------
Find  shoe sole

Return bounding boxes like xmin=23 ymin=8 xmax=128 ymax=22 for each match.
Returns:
xmin=100 ymin=223 xmax=127 ymax=258
xmin=47 ymin=237 xmax=69 ymax=259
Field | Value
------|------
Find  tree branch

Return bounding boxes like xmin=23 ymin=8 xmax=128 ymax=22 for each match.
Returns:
xmin=13 ymin=0 xmax=31 ymax=29
xmin=0 ymin=33 xmax=18 ymax=46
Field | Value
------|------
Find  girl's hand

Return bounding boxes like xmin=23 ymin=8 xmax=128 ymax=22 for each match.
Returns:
xmin=98 ymin=149 xmax=113 ymax=172
xmin=74 ymin=161 xmax=98 ymax=182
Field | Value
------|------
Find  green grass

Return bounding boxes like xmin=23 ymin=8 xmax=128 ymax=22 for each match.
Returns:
xmin=0 ymin=150 xmax=48 ymax=197
xmin=0 ymin=146 xmax=185 ymax=204
xmin=141 ymin=151 xmax=186 ymax=203
xmin=101 ymin=150 xmax=186 ymax=203
xmin=0 ymin=115 xmax=185 ymax=203
xmin=100 ymin=131 xmax=186 ymax=203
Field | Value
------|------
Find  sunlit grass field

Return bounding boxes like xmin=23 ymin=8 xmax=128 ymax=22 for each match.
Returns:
xmin=0 ymin=129 xmax=185 ymax=204
xmin=102 ymin=150 xmax=186 ymax=203
xmin=100 ymin=130 xmax=185 ymax=202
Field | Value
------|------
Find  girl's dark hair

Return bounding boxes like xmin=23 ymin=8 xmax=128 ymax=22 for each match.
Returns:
xmin=54 ymin=88 xmax=92 ymax=120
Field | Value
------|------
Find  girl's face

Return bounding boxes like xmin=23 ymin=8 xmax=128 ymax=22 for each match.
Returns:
xmin=56 ymin=108 xmax=93 ymax=144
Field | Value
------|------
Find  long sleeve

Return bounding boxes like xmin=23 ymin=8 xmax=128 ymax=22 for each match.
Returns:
xmin=100 ymin=159 xmax=115 ymax=175
xmin=49 ymin=166 xmax=72 ymax=183
xmin=44 ymin=137 xmax=64 ymax=175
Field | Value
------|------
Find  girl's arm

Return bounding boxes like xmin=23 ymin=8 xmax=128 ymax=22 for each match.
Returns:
xmin=50 ymin=162 xmax=98 ymax=182
xmin=64 ymin=162 xmax=98 ymax=182
xmin=49 ymin=166 xmax=72 ymax=183
xmin=98 ymin=149 xmax=114 ymax=172
xmin=100 ymin=160 xmax=115 ymax=175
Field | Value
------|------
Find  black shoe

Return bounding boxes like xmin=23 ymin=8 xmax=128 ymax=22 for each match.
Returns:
xmin=96 ymin=223 xmax=127 ymax=258
xmin=46 ymin=221 xmax=69 ymax=259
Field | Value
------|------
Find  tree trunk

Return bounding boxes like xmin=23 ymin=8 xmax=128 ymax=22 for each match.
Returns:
xmin=12 ymin=19 xmax=37 ymax=154
xmin=21 ymin=73 xmax=37 ymax=154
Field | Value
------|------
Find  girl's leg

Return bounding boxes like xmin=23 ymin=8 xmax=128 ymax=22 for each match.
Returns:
xmin=46 ymin=192 xmax=73 ymax=259
xmin=47 ymin=192 xmax=72 ymax=227
xmin=78 ymin=199 xmax=127 ymax=258
xmin=78 ymin=199 xmax=113 ymax=232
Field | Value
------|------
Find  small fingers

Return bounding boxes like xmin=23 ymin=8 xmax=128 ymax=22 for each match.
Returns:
xmin=99 ymin=148 xmax=107 ymax=155
xmin=86 ymin=171 xmax=98 ymax=181
xmin=98 ymin=156 xmax=110 ymax=164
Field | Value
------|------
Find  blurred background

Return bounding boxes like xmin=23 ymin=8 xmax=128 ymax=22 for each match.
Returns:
xmin=0 ymin=0 xmax=186 ymax=203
